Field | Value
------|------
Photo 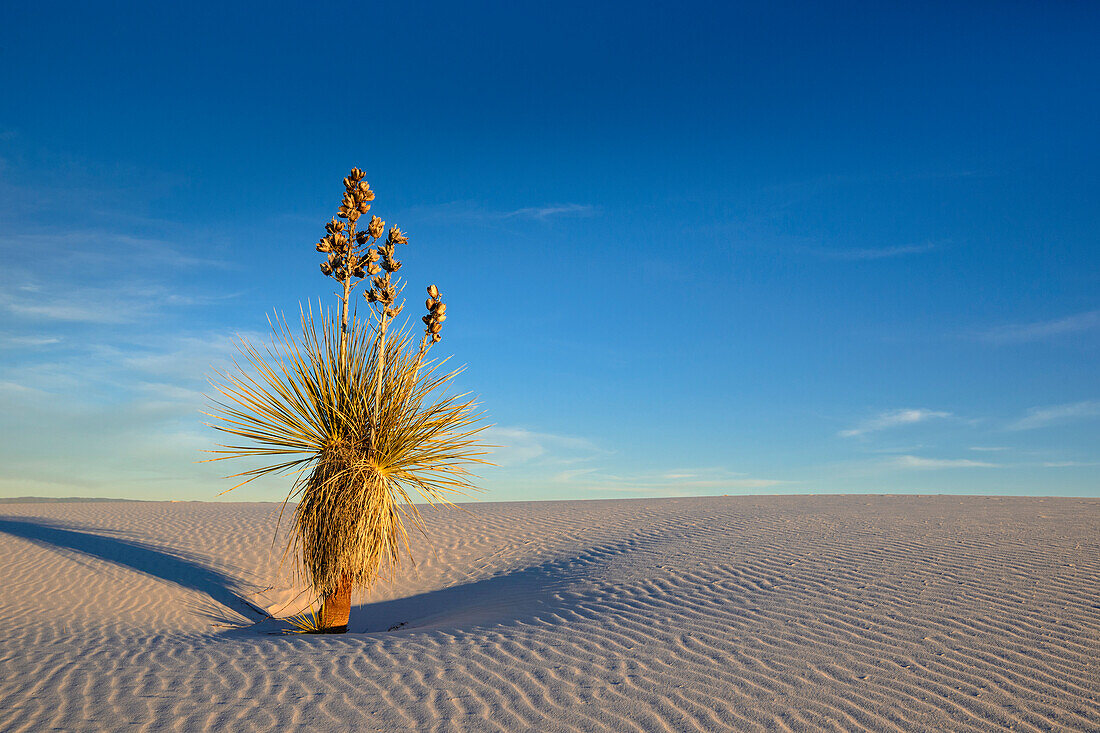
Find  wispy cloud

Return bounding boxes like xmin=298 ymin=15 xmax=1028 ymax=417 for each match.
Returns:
xmin=0 ymin=328 xmax=273 ymax=498
xmin=0 ymin=231 xmax=232 ymax=271
xmin=591 ymin=480 xmax=786 ymax=494
xmin=885 ymin=455 xmax=999 ymax=470
xmin=0 ymin=379 xmax=47 ymax=395
xmin=979 ymin=310 xmax=1100 ymax=344
xmin=480 ymin=426 xmax=606 ymax=466
xmin=1007 ymin=401 xmax=1100 ymax=431
xmin=815 ymin=242 xmax=938 ymax=260
xmin=968 ymin=445 xmax=1009 ymax=452
xmin=0 ymin=279 xmax=236 ymax=324
xmin=556 ymin=466 xmax=786 ymax=494
xmin=0 ymin=281 xmax=151 ymax=323
xmin=840 ymin=408 xmax=951 ymax=437
xmin=499 ymin=203 xmax=596 ymax=221
xmin=407 ymin=200 xmax=597 ymax=224
xmin=481 ymin=430 xmax=785 ymax=497
xmin=0 ymin=334 xmax=62 ymax=348
xmin=0 ymin=328 xmax=263 ymax=397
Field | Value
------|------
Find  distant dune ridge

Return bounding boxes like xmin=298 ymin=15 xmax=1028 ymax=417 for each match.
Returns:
xmin=0 ymin=496 xmax=150 ymax=503
xmin=0 ymin=495 xmax=1096 ymax=731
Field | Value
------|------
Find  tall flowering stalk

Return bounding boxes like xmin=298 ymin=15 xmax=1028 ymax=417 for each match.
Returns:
xmin=316 ymin=171 xmax=445 ymax=440
xmin=207 ymin=168 xmax=488 ymax=633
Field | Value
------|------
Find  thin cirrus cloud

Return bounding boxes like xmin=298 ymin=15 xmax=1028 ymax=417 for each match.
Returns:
xmin=0 ymin=328 xmax=264 ymax=398
xmin=886 ymin=455 xmax=999 ymax=470
xmin=0 ymin=280 xmax=234 ymax=324
xmin=1 ymin=335 xmax=62 ymax=348
xmin=0 ymin=281 xmax=151 ymax=324
xmin=0 ymin=230 xmax=232 ymax=271
xmin=979 ymin=309 xmax=1100 ymax=344
xmin=839 ymin=408 xmax=951 ymax=437
xmin=1 ymin=231 xmax=238 ymax=327
xmin=1006 ymin=401 xmax=1100 ymax=431
xmin=555 ymin=466 xmax=787 ymax=494
xmin=0 ymin=328 xmax=274 ymax=499
xmin=814 ymin=242 xmax=938 ymax=260
xmin=410 ymin=201 xmax=597 ymax=224
xmin=499 ymin=203 xmax=596 ymax=221
xmin=483 ymin=429 xmax=785 ymax=496
xmin=479 ymin=426 xmax=606 ymax=467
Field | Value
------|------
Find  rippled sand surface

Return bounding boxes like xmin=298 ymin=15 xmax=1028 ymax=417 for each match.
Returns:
xmin=0 ymin=495 xmax=1097 ymax=731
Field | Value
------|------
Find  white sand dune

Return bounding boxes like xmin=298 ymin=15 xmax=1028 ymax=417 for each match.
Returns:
xmin=0 ymin=495 xmax=1096 ymax=731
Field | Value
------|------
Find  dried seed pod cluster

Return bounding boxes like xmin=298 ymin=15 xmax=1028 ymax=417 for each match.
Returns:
xmin=311 ymin=167 xmax=442 ymax=358
xmin=422 ymin=284 xmax=446 ymax=344
xmin=313 ymin=168 xmax=405 ymax=297
xmin=316 ymin=218 xmax=352 ymax=279
xmin=364 ymin=225 xmax=410 ymax=318
xmin=315 ymin=168 xmax=378 ymax=284
xmin=338 ymin=167 xmax=375 ymax=223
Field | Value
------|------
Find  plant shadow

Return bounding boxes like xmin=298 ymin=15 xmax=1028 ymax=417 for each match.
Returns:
xmin=349 ymin=562 xmax=567 ymax=633
xmin=341 ymin=531 xmax=661 ymax=635
xmin=1 ymin=516 xmax=660 ymax=638
xmin=0 ymin=516 xmax=267 ymax=624
xmin=211 ymin=530 xmax=663 ymax=638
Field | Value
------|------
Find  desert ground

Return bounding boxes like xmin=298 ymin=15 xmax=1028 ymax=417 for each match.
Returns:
xmin=0 ymin=495 xmax=1096 ymax=732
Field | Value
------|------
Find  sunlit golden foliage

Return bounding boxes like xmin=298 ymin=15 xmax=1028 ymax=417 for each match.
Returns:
xmin=207 ymin=308 xmax=487 ymax=598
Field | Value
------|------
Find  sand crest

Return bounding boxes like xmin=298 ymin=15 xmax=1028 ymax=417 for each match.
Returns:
xmin=0 ymin=495 xmax=1096 ymax=731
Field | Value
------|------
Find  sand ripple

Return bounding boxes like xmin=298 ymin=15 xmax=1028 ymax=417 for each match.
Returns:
xmin=0 ymin=495 xmax=1096 ymax=731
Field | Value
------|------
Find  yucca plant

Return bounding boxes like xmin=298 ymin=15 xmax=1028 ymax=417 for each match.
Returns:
xmin=206 ymin=168 xmax=488 ymax=632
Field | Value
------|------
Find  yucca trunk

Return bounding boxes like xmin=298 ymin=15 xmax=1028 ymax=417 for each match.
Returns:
xmin=297 ymin=445 xmax=404 ymax=633
xmin=319 ymin=573 xmax=352 ymax=632
xmin=318 ymin=269 xmax=353 ymax=635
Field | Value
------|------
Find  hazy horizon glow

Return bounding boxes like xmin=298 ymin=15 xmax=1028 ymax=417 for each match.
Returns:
xmin=1 ymin=2 xmax=1097 ymax=500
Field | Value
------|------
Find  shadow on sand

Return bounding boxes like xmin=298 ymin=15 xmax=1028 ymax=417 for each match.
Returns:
xmin=342 ymin=532 xmax=657 ymax=634
xmin=0 ymin=517 xmax=266 ymax=624
xmin=348 ymin=562 xmax=569 ymax=633
xmin=0 ymin=517 xmax=655 ymax=637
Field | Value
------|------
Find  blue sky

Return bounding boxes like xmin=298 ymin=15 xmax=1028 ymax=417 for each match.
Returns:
xmin=1 ymin=2 xmax=1097 ymax=500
